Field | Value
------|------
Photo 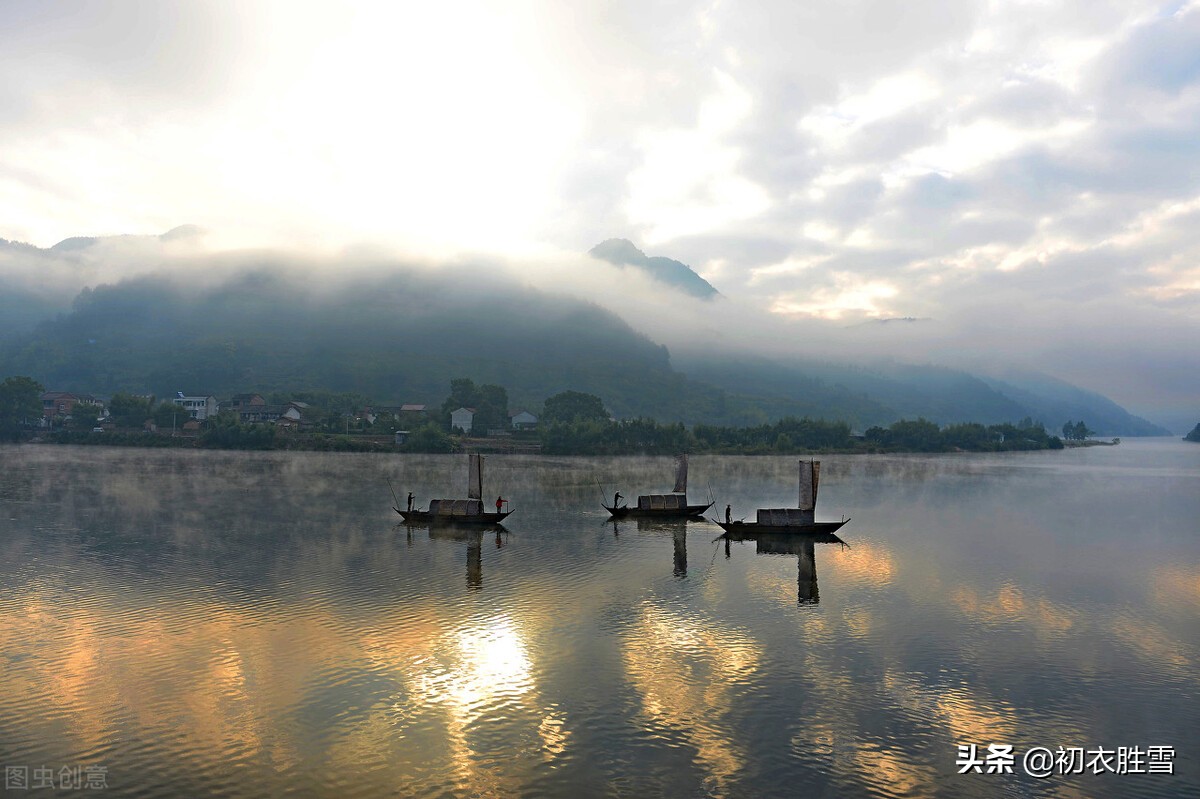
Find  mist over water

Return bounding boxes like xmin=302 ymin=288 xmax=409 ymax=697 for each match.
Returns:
xmin=0 ymin=441 xmax=1196 ymax=797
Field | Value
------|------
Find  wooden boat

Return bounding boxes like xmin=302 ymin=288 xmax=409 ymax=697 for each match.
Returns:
xmin=395 ymin=453 xmax=513 ymax=525
xmin=603 ymin=454 xmax=714 ymax=519
xmin=712 ymin=459 xmax=849 ymax=535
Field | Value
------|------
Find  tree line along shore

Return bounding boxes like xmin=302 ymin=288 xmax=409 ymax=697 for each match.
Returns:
xmin=0 ymin=375 xmax=1088 ymax=456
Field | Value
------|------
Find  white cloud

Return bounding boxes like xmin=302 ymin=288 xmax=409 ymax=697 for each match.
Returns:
xmin=1 ymin=0 xmax=1199 ymax=421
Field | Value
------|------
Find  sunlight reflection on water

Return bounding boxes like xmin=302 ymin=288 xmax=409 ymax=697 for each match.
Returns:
xmin=0 ymin=441 xmax=1196 ymax=797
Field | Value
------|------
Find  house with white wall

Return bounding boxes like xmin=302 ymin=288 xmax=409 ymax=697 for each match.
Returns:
xmin=450 ymin=407 xmax=475 ymax=434
xmin=172 ymin=393 xmax=217 ymax=420
xmin=509 ymin=410 xmax=538 ymax=430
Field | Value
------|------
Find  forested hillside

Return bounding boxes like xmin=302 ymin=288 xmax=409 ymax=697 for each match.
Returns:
xmin=0 ymin=269 xmax=763 ymax=425
xmin=0 ymin=251 xmax=1171 ymax=435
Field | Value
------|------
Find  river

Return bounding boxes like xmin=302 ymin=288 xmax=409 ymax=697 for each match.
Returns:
xmin=1 ymin=439 xmax=1197 ymax=797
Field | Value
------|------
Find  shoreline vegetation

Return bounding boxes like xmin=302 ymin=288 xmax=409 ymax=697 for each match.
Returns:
xmin=16 ymin=415 xmax=1071 ymax=456
xmin=2 ymin=374 xmax=1121 ymax=457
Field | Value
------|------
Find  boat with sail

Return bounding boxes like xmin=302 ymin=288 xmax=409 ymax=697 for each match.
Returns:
xmin=714 ymin=459 xmax=849 ymax=534
xmin=603 ymin=454 xmax=713 ymax=519
xmin=395 ymin=453 xmax=513 ymax=525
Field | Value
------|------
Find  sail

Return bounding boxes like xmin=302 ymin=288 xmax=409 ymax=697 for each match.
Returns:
xmin=672 ymin=454 xmax=688 ymax=494
xmin=798 ymin=459 xmax=820 ymax=511
xmin=468 ymin=453 xmax=483 ymax=500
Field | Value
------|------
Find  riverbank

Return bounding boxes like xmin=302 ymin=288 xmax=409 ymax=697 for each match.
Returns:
xmin=16 ymin=428 xmax=1075 ymax=456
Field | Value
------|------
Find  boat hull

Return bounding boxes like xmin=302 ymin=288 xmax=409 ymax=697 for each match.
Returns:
xmin=396 ymin=509 xmax=513 ymax=525
xmin=714 ymin=518 xmax=849 ymax=536
xmin=605 ymin=502 xmax=713 ymax=519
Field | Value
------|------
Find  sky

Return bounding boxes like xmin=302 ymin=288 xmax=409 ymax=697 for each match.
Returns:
xmin=1 ymin=0 xmax=1198 ymax=427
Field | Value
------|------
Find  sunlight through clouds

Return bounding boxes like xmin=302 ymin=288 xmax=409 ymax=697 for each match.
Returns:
xmin=625 ymin=70 xmax=769 ymax=244
xmin=2 ymin=0 xmax=1200 ymax=421
xmin=771 ymin=275 xmax=899 ymax=320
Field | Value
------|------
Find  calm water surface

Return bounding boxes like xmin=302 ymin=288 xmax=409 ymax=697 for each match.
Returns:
xmin=1 ymin=440 xmax=1197 ymax=797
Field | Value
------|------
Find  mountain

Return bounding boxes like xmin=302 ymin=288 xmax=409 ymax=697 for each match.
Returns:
xmin=588 ymin=239 xmax=720 ymax=299
xmin=0 ymin=281 xmax=64 ymax=338
xmin=0 ymin=233 xmax=1169 ymax=435
xmin=0 ymin=269 xmax=768 ymax=425
xmin=979 ymin=370 xmax=1171 ymax=437
xmin=674 ymin=352 xmax=1170 ymax=436
xmin=0 ymin=226 xmax=208 ymax=338
xmin=0 ymin=237 xmax=76 ymax=337
xmin=50 ymin=225 xmax=204 ymax=252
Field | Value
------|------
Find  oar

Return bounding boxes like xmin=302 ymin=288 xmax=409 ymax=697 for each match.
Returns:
xmin=385 ymin=475 xmax=402 ymax=513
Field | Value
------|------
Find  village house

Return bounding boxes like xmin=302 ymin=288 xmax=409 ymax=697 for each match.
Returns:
xmin=227 ymin=398 xmax=310 ymax=426
xmin=450 ymin=407 xmax=475 ymax=434
xmin=40 ymin=391 xmax=102 ymax=420
xmin=509 ymin=409 xmax=538 ymax=430
xmin=225 ymin=394 xmax=266 ymax=411
xmin=400 ymin=404 xmax=427 ymax=423
xmin=172 ymin=393 xmax=217 ymax=420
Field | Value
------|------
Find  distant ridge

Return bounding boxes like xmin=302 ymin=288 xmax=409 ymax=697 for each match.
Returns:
xmin=50 ymin=225 xmax=204 ymax=252
xmin=0 ymin=228 xmax=1172 ymax=436
xmin=588 ymin=238 xmax=719 ymax=299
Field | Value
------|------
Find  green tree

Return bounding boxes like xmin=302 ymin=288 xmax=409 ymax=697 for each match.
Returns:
xmin=440 ymin=378 xmax=482 ymax=427
xmin=887 ymin=418 xmax=944 ymax=452
xmin=473 ymin=383 xmax=509 ymax=434
xmin=108 ymin=393 xmax=156 ymax=427
xmin=403 ymin=421 xmax=456 ymax=453
xmin=1062 ymin=420 xmax=1093 ymax=440
xmin=542 ymin=390 xmax=608 ymax=425
xmin=0 ymin=376 xmax=44 ymax=441
xmin=154 ymin=401 xmax=185 ymax=429
xmin=942 ymin=422 xmax=991 ymax=450
xmin=199 ymin=412 xmax=277 ymax=449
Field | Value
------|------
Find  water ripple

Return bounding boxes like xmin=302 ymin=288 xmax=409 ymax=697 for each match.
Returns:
xmin=0 ymin=446 xmax=1196 ymax=797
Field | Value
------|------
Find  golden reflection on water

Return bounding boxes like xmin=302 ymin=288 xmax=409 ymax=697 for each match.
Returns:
xmin=951 ymin=583 xmax=1077 ymax=639
xmin=0 ymin=583 xmax=575 ymax=796
xmin=1109 ymin=614 xmax=1194 ymax=674
xmin=622 ymin=603 xmax=762 ymax=795
xmin=883 ymin=672 xmax=1024 ymax=787
xmin=4 ymin=447 xmax=1197 ymax=797
xmin=429 ymin=615 xmax=575 ymax=796
xmin=854 ymin=742 xmax=939 ymax=798
xmin=1153 ymin=564 xmax=1200 ymax=610
xmin=822 ymin=542 xmax=896 ymax=585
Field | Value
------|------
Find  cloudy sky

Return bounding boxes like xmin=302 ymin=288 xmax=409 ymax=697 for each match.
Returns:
xmin=1 ymin=0 xmax=1198 ymax=425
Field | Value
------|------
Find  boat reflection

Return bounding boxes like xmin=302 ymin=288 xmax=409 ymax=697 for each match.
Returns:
xmin=609 ymin=518 xmax=691 ymax=578
xmin=722 ymin=531 xmax=848 ymax=604
xmin=401 ymin=523 xmax=510 ymax=591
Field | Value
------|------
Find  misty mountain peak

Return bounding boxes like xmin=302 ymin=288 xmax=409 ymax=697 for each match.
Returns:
xmin=50 ymin=226 xmax=204 ymax=252
xmin=590 ymin=238 xmax=648 ymax=265
xmin=50 ymin=236 xmax=99 ymax=252
xmin=588 ymin=238 xmax=719 ymax=299
xmin=160 ymin=224 xmax=205 ymax=242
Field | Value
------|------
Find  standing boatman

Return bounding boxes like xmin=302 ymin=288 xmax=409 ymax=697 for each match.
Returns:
xmin=407 ymin=492 xmax=414 ymax=512
xmin=725 ymin=504 xmax=732 ymax=524
xmin=614 ymin=492 xmax=623 ymax=508
xmin=496 ymin=495 xmax=505 ymax=514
